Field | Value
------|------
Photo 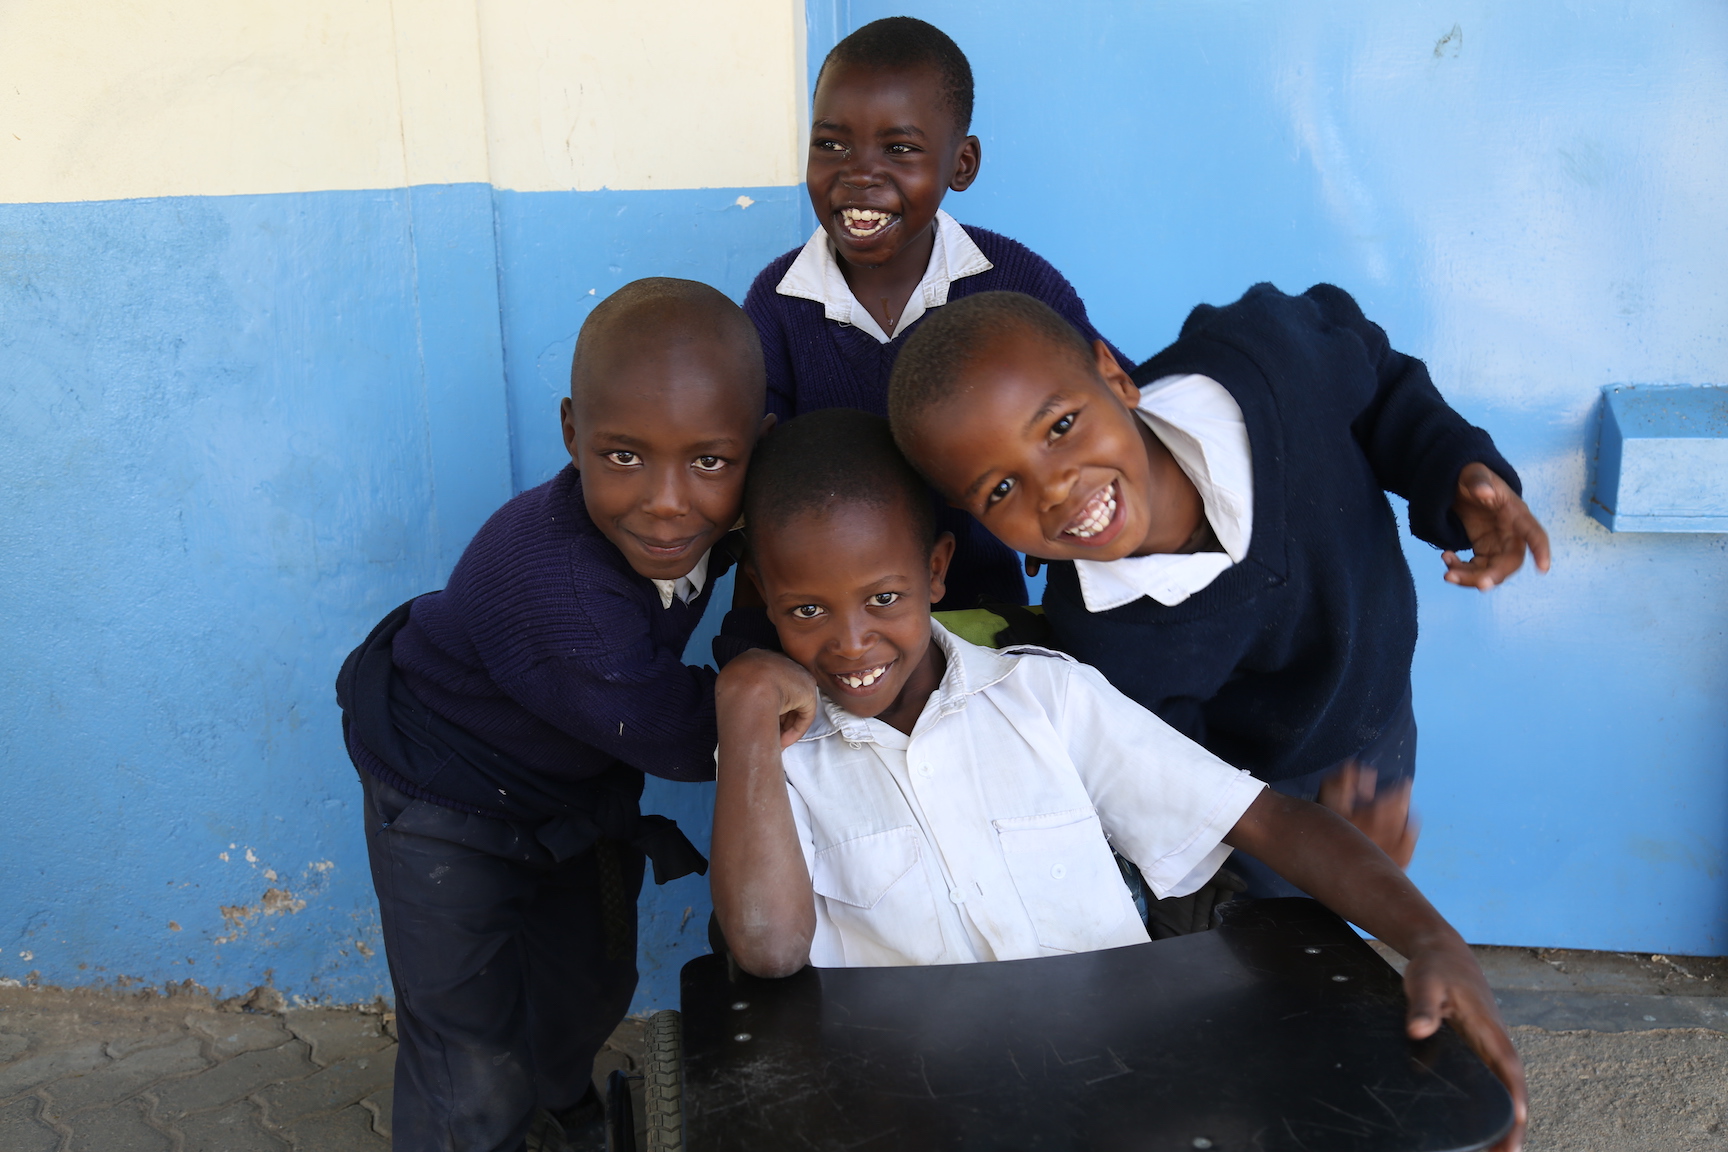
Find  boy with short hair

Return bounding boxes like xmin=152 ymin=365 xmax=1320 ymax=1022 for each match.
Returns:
xmin=885 ymin=287 xmax=1552 ymax=891
xmin=743 ymin=16 xmax=1126 ymax=609
xmin=336 ymin=278 xmax=773 ymax=1152
xmin=708 ymin=409 xmax=1525 ymax=1151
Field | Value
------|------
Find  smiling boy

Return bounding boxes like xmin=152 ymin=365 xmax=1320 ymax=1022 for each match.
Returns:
xmin=708 ymin=409 xmax=1525 ymax=1151
xmin=742 ymin=16 xmax=1125 ymax=609
xmin=887 ymin=287 xmax=1551 ymax=893
xmin=336 ymin=279 xmax=772 ymax=1152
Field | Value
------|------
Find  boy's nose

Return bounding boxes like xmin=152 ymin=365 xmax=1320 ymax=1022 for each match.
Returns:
xmin=642 ymin=468 xmax=690 ymax=518
xmin=1039 ymin=466 xmax=1080 ymax=513
xmin=832 ymin=615 xmax=874 ymax=659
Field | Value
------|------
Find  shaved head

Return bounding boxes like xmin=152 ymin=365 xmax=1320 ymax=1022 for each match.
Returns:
xmin=570 ymin=277 xmax=764 ymax=411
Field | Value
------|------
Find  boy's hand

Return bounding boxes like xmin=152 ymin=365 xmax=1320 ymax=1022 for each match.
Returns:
xmin=1443 ymin=463 xmax=1552 ymax=592
xmin=1402 ymin=940 xmax=1529 ymax=1152
xmin=716 ymin=649 xmax=819 ymax=748
xmin=1317 ymin=763 xmax=1418 ymax=869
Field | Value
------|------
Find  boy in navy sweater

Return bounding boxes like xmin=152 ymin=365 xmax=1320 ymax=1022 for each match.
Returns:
xmin=336 ymin=279 xmax=772 ymax=1152
xmin=743 ymin=16 xmax=1124 ymax=609
xmin=887 ymin=287 xmax=1550 ymax=896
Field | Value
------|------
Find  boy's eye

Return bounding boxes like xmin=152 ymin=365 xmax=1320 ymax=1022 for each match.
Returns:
xmin=814 ymin=139 xmax=848 ymax=153
xmin=868 ymin=592 xmax=900 ymax=607
xmin=692 ymin=456 xmax=725 ymax=473
xmin=885 ymin=143 xmax=917 ymax=155
xmin=791 ymin=604 xmax=824 ymax=620
xmin=1048 ymin=412 xmax=1077 ymax=441
xmin=605 ymin=450 xmax=642 ymax=467
xmin=985 ymin=477 xmax=1016 ymax=507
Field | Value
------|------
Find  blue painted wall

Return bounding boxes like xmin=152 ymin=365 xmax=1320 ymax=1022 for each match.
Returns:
xmin=833 ymin=0 xmax=1728 ymax=952
xmin=5 ymin=0 xmax=1727 ymax=1021
xmin=0 ymin=184 xmax=802 ymax=1008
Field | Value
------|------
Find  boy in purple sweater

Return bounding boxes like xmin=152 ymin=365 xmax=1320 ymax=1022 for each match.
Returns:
xmin=744 ymin=16 xmax=1124 ymax=609
xmin=335 ymin=279 xmax=772 ymax=1152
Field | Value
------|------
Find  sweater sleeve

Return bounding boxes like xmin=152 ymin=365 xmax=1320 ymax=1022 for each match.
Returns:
xmin=744 ymin=262 xmax=799 ymax=421
xmin=497 ymin=626 xmax=719 ymax=785
xmin=1306 ymin=283 xmax=1522 ymax=551
xmin=487 ymin=568 xmax=721 ymax=784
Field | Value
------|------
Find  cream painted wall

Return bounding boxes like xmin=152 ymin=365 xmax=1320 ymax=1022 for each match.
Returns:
xmin=0 ymin=0 xmax=805 ymax=204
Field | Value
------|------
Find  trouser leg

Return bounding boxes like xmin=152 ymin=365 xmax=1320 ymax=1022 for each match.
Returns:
xmin=522 ymin=839 xmax=644 ymax=1114
xmin=1229 ymin=687 xmax=1419 ymax=900
xmin=361 ymin=776 xmax=639 ymax=1152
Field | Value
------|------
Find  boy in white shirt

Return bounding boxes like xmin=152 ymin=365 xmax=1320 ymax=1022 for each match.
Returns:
xmin=710 ymin=409 xmax=1525 ymax=1148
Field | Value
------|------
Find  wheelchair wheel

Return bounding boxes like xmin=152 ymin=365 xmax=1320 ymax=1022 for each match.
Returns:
xmin=642 ymin=1009 xmax=685 ymax=1151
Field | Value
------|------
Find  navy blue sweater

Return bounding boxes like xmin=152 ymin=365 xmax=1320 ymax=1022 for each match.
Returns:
xmin=744 ymin=225 xmax=1127 ymax=610
xmin=343 ymin=466 xmax=722 ymax=819
xmin=1043 ymin=283 xmax=1519 ymax=784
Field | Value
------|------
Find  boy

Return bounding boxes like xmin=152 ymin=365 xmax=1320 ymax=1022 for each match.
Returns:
xmin=335 ymin=279 xmax=773 ymax=1152
xmin=708 ymin=410 xmax=1525 ymax=1150
xmin=886 ymin=287 xmax=1552 ymax=893
xmin=743 ymin=16 xmax=1126 ymax=610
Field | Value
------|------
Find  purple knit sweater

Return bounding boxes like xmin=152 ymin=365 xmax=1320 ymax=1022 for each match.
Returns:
xmin=345 ymin=465 xmax=721 ymax=818
xmin=744 ymin=225 xmax=1128 ymax=608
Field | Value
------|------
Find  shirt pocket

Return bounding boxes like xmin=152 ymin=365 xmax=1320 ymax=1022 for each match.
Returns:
xmin=811 ymin=826 xmax=945 ymax=966
xmin=993 ymin=808 xmax=1131 ymax=954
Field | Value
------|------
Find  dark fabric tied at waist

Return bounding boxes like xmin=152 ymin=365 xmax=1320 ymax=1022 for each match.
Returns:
xmin=336 ymin=598 xmax=708 ymax=885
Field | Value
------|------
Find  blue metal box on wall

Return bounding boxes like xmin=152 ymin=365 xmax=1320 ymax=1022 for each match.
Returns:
xmin=1591 ymin=385 xmax=1728 ymax=533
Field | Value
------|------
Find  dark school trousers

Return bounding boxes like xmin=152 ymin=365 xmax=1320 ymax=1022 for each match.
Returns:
xmin=1226 ymin=685 xmax=1418 ymax=900
xmin=361 ymin=772 xmax=643 ymax=1152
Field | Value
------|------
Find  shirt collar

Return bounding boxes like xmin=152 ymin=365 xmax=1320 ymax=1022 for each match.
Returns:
xmin=774 ymin=210 xmax=994 ymax=344
xmin=802 ymin=620 xmax=1021 ymax=746
xmin=1072 ymin=374 xmax=1255 ymax=612
xmin=649 ymin=549 xmax=710 ymax=610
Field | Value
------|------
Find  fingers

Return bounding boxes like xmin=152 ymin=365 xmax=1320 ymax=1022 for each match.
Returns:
xmin=1404 ymin=971 xmax=1446 ymax=1040
xmin=1524 ymin=512 xmax=1553 ymax=575
xmin=1455 ymin=999 xmax=1529 ymax=1152
xmin=1024 ymin=555 xmax=1043 ymax=578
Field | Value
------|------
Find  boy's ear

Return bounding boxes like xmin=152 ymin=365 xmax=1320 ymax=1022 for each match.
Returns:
xmin=757 ymin=412 xmax=777 ymax=439
xmin=948 ymin=135 xmax=981 ymax=192
xmin=926 ymin=531 xmax=957 ymax=605
xmin=560 ymin=396 xmax=580 ymax=462
xmin=1094 ymin=340 xmax=1140 ymax=408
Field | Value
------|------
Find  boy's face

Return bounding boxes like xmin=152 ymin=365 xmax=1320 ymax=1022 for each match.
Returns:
xmin=750 ymin=500 xmax=954 ymax=723
xmin=903 ymin=332 xmax=1189 ymax=563
xmin=562 ymin=337 xmax=769 ymax=581
xmin=808 ymin=61 xmax=980 ymax=271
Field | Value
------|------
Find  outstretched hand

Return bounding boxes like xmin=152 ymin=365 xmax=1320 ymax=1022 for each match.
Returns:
xmin=1402 ymin=942 xmax=1529 ymax=1152
xmin=1444 ymin=463 xmax=1551 ymax=592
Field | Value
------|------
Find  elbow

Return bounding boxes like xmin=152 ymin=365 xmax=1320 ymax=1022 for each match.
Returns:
xmin=735 ymin=945 xmax=810 ymax=980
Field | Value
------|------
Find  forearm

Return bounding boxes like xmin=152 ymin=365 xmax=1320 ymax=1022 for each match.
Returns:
xmin=711 ymin=684 xmax=816 ymax=977
xmin=1225 ymin=792 xmax=1461 ymax=958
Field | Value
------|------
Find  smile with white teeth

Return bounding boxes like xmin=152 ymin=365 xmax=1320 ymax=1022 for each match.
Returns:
xmin=839 ymin=207 xmax=896 ymax=238
xmin=834 ymin=662 xmax=891 ymax=689
xmin=1063 ymin=482 xmax=1118 ymax=539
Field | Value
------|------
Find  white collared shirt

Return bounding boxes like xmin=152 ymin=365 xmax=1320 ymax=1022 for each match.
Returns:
xmin=774 ymin=210 xmax=994 ymax=343
xmin=1073 ymin=375 xmax=1255 ymax=611
xmin=780 ymin=622 xmax=1265 ymax=968
xmin=649 ymin=549 xmax=709 ymax=610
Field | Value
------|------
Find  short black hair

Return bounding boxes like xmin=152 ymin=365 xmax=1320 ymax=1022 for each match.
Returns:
xmin=888 ymin=290 xmax=1095 ymax=445
xmin=570 ymin=277 xmax=764 ymax=403
xmin=745 ymin=409 xmax=937 ymax=558
xmin=818 ymin=17 xmax=974 ymax=133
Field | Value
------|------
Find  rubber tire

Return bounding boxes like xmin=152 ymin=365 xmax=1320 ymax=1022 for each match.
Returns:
xmin=642 ymin=1009 xmax=685 ymax=1152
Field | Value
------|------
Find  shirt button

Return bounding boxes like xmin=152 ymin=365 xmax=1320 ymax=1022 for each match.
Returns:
xmin=948 ymin=887 xmax=967 ymax=905
xmin=917 ymin=763 xmax=934 ymax=777
xmin=846 ymin=741 xmax=862 ymax=750
xmin=1050 ymin=864 xmax=1067 ymax=880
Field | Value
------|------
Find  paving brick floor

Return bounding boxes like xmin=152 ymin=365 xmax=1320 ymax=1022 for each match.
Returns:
xmin=1 ymin=944 xmax=1723 ymax=1150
